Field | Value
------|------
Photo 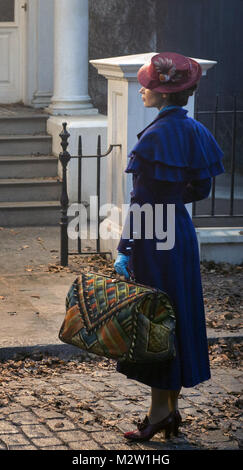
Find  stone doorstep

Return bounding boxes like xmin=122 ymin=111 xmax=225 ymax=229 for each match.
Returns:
xmin=196 ymin=227 xmax=243 ymax=264
xmin=197 ymin=227 xmax=243 ymax=244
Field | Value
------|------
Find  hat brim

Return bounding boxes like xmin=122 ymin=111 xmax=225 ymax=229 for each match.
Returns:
xmin=137 ymin=57 xmax=202 ymax=93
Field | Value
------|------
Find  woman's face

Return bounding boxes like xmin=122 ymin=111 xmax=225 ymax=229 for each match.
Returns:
xmin=139 ymin=87 xmax=166 ymax=109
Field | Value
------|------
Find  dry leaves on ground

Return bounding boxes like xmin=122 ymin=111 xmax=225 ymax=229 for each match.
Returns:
xmin=208 ymin=340 xmax=242 ymax=368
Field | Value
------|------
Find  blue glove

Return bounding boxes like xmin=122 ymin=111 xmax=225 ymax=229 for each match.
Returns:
xmin=114 ymin=252 xmax=130 ymax=280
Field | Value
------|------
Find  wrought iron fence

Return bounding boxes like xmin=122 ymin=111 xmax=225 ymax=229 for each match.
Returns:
xmin=193 ymin=93 xmax=243 ymax=227
xmin=59 ymin=122 xmax=121 ymax=266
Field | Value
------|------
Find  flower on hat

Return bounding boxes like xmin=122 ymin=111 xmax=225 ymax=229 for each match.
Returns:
xmin=153 ymin=57 xmax=183 ymax=84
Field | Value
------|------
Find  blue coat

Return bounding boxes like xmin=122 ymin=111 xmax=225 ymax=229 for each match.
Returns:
xmin=116 ymin=106 xmax=225 ymax=390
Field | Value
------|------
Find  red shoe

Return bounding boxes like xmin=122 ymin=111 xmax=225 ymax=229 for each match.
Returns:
xmin=124 ymin=412 xmax=174 ymax=442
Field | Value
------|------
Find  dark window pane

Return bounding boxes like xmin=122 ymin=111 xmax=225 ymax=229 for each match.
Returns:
xmin=0 ymin=0 xmax=15 ymax=22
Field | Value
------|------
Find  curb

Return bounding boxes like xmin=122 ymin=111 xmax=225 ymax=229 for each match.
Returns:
xmin=0 ymin=334 xmax=242 ymax=361
xmin=0 ymin=343 xmax=90 ymax=361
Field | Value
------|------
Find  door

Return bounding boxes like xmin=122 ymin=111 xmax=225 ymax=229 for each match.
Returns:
xmin=0 ymin=0 xmax=26 ymax=103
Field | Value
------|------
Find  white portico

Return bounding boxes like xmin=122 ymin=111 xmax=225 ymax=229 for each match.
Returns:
xmin=47 ymin=0 xmax=97 ymax=116
xmin=45 ymin=0 xmax=107 ymax=206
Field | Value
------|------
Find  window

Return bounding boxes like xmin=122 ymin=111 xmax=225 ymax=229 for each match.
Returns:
xmin=0 ymin=0 xmax=15 ymax=22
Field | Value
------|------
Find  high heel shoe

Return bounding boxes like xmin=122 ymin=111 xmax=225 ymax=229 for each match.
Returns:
xmin=123 ymin=412 xmax=174 ymax=442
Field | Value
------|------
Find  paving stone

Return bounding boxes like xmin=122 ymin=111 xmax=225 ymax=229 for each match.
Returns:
xmin=46 ymin=418 xmax=76 ymax=431
xmin=56 ymin=430 xmax=89 ymax=443
xmin=69 ymin=440 xmax=103 ymax=450
xmin=0 ymin=422 xmax=19 ymax=434
xmin=80 ymin=381 xmax=108 ymax=392
xmin=14 ymin=396 xmax=40 ymax=406
xmin=116 ymin=419 xmax=138 ymax=433
xmin=32 ymin=408 xmax=65 ymax=419
xmin=0 ymin=404 xmax=26 ymax=415
xmin=182 ymin=407 xmax=202 ymax=416
xmin=32 ymin=436 xmax=64 ymax=447
xmin=20 ymin=423 xmax=53 ymax=438
xmin=77 ymin=422 xmax=104 ymax=432
xmin=0 ymin=433 xmax=31 ymax=447
xmin=221 ymin=382 xmax=243 ymax=394
xmin=60 ymin=383 xmax=93 ymax=393
xmin=109 ymin=400 xmax=144 ymax=413
xmin=93 ymin=403 xmax=119 ymax=416
xmin=177 ymin=399 xmax=191 ymax=409
xmin=91 ymin=430 xmax=125 ymax=444
xmin=199 ymin=430 xmax=231 ymax=442
xmin=62 ymin=373 xmax=89 ymax=382
xmin=8 ymin=411 xmax=39 ymax=425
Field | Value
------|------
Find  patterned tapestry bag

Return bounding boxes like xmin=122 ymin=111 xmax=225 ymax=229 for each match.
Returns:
xmin=59 ymin=271 xmax=176 ymax=364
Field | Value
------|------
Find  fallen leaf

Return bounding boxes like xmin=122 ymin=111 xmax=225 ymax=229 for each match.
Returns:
xmin=36 ymin=237 xmax=47 ymax=250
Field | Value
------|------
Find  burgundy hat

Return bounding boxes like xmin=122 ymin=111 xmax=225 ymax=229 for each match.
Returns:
xmin=137 ymin=52 xmax=202 ymax=93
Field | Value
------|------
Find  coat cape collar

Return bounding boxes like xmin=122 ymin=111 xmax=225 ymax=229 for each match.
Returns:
xmin=137 ymin=106 xmax=188 ymax=140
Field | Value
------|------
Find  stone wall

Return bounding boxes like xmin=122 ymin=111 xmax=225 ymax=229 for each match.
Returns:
xmin=88 ymin=0 xmax=157 ymax=115
xmin=88 ymin=0 xmax=243 ymax=115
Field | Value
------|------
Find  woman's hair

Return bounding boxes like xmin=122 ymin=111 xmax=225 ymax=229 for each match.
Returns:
xmin=167 ymin=84 xmax=198 ymax=106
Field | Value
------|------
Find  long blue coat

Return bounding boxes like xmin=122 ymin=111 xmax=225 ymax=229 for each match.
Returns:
xmin=116 ymin=106 xmax=225 ymax=390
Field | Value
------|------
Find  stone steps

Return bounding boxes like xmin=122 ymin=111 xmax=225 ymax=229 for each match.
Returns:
xmin=0 ymin=177 xmax=61 ymax=202
xmin=0 ymin=113 xmax=49 ymax=135
xmin=0 ymin=155 xmax=58 ymax=178
xmin=0 ymin=134 xmax=52 ymax=156
xmin=0 ymin=106 xmax=60 ymax=226
xmin=0 ymin=201 xmax=60 ymax=226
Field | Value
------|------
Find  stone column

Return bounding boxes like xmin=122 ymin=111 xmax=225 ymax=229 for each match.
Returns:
xmin=46 ymin=0 xmax=107 ymax=222
xmin=47 ymin=0 xmax=97 ymax=115
xmin=27 ymin=0 xmax=54 ymax=108
xmin=90 ymin=52 xmax=217 ymax=257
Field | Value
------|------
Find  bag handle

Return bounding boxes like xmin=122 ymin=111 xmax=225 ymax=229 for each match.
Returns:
xmin=80 ymin=270 xmax=159 ymax=293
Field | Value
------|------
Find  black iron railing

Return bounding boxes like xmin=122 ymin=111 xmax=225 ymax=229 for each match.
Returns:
xmin=59 ymin=122 xmax=121 ymax=266
xmin=193 ymin=94 xmax=243 ymax=227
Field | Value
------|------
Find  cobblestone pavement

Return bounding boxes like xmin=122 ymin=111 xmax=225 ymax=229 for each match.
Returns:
xmin=0 ymin=354 xmax=242 ymax=451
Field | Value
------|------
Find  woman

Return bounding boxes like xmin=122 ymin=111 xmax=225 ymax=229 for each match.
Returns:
xmin=114 ymin=52 xmax=225 ymax=441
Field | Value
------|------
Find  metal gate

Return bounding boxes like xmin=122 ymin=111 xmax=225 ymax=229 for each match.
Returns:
xmin=59 ymin=122 xmax=121 ymax=266
xmin=193 ymin=93 xmax=243 ymax=227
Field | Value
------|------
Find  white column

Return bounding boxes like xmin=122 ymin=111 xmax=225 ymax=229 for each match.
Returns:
xmin=90 ymin=53 xmax=217 ymax=257
xmin=26 ymin=0 xmax=54 ymax=108
xmin=47 ymin=0 xmax=97 ymax=115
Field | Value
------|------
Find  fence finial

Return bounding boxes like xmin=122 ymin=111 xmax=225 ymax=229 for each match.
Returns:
xmin=59 ymin=122 xmax=71 ymax=266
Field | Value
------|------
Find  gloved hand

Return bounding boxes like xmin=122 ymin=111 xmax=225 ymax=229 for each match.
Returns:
xmin=114 ymin=252 xmax=130 ymax=280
